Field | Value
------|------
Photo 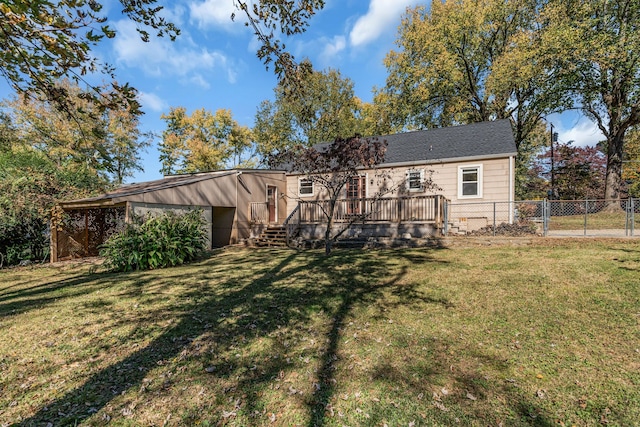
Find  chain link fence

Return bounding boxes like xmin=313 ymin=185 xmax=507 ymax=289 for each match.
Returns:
xmin=444 ymin=199 xmax=638 ymax=237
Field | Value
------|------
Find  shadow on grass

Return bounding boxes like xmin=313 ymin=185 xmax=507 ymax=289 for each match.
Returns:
xmin=9 ymin=246 xmax=555 ymax=426
xmin=0 ymin=273 xmax=108 ymax=317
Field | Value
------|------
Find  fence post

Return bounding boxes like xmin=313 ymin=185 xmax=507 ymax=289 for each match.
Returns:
xmin=584 ymin=200 xmax=588 ymax=236
xmin=633 ymin=199 xmax=636 ymax=237
xmin=627 ymin=198 xmax=635 ymax=237
xmin=543 ymin=199 xmax=549 ymax=236
xmin=493 ymin=202 xmax=497 ymax=236
xmin=625 ymin=199 xmax=630 ymax=237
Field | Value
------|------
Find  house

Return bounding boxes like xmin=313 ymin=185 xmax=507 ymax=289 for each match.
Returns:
xmin=52 ymin=120 xmax=517 ymax=260
xmin=272 ymin=119 xmax=517 ymax=240
xmin=51 ymin=169 xmax=287 ymax=262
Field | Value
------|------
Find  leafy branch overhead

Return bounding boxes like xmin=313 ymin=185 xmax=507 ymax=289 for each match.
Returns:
xmin=0 ymin=1 xmax=179 ymax=116
xmin=234 ymin=0 xmax=325 ymax=92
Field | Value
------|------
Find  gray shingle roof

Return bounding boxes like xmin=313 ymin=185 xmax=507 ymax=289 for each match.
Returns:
xmin=379 ymin=119 xmax=517 ymax=165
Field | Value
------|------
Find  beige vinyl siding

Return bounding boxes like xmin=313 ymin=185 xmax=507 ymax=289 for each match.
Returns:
xmin=284 ymin=157 xmax=513 ymax=217
xmin=235 ymin=172 xmax=287 ymax=240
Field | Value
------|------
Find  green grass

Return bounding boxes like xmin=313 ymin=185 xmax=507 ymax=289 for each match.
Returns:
xmin=548 ymin=210 xmax=633 ymax=230
xmin=1 ymin=240 xmax=639 ymax=426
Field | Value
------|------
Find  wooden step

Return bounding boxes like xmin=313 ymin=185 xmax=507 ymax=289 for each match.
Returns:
xmin=255 ymin=226 xmax=288 ymax=247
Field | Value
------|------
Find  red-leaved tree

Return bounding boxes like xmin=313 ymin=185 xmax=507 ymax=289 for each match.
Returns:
xmin=271 ymin=136 xmax=386 ymax=255
xmin=272 ymin=135 xmax=438 ymax=255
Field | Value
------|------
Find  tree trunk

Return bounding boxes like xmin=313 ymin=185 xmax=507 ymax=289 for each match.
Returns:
xmin=604 ymin=132 xmax=625 ymax=210
xmin=324 ymin=199 xmax=336 ymax=256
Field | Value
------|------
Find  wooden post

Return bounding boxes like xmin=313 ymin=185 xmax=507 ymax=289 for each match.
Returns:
xmin=50 ymin=217 xmax=58 ymax=263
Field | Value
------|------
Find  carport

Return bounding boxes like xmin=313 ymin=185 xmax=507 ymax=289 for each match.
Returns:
xmin=51 ymin=170 xmax=287 ymax=262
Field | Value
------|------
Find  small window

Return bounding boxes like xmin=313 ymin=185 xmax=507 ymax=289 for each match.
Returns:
xmin=458 ymin=165 xmax=482 ymax=198
xmin=299 ymin=178 xmax=314 ymax=197
xmin=406 ymin=169 xmax=424 ymax=192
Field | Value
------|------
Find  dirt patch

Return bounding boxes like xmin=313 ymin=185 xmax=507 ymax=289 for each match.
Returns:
xmin=465 ymin=221 xmax=541 ymax=237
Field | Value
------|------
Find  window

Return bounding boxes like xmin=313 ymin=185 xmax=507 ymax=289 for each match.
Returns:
xmin=298 ymin=178 xmax=314 ymax=197
xmin=458 ymin=165 xmax=482 ymax=198
xmin=406 ymin=169 xmax=424 ymax=192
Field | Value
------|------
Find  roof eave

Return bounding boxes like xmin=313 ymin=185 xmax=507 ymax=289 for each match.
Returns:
xmin=285 ymin=152 xmax=517 ymax=175
xmin=381 ymin=152 xmax=518 ymax=169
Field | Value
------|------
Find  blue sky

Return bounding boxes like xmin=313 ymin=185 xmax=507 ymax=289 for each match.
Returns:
xmin=2 ymin=0 xmax=605 ymax=183
xmin=96 ymin=0 xmax=432 ymax=183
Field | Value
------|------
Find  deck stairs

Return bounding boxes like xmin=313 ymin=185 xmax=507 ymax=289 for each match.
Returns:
xmin=255 ymin=226 xmax=288 ymax=247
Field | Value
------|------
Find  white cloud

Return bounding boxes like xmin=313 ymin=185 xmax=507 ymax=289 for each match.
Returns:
xmin=112 ymin=20 xmax=237 ymax=85
xmin=139 ymin=91 xmax=168 ymax=113
xmin=349 ymin=0 xmax=422 ymax=47
xmin=189 ymin=0 xmax=244 ymax=30
xmin=321 ymin=36 xmax=347 ymax=62
xmin=554 ymin=115 xmax=605 ymax=147
xmin=558 ymin=118 xmax=605 ymax=147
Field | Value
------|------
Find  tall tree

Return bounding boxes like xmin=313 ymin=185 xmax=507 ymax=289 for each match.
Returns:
xmin=540 ymin=0 xmax=640 ymax=204
xmin=2 ymin=80 xmax=149 ymax=183
xmin=105 ymin=108 xmax=152 ymax=185
xmin=254 ymin=61 xmax=366 ymax=157
xmin=621 ymin=128 xmax=640 ymax=197
xmin=0 ymin=107 xmax=109 ymax=266
xmin=379 ymin=0 xmax=564 ymax=164
xmin=159 ymin=107 xmax=253 ymax=175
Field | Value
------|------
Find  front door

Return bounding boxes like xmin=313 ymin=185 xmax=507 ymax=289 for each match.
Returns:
xmin=267 ymin=185 xmax=277 ymax=223
xmin=346 ymin=176 xmax=366 ymax=215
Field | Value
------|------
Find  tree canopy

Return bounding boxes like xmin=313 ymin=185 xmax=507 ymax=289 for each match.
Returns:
xmin=380 ymin=0 xmax=640 ymax=203
xmin=379 ymin=0 xmax=563 ymax=150
xmin=254 ymin=61 xmax=374 ymax=158
xmin=540 ymin=0 xmax=640 ymax=203
xmin=0 ymin=0 xmax=178 ymax=116
xmin=159 ymin=107 xmax=254 ymax=175
xmin=0 ymin=1 xmax=326 ymax=117
xmin=1 ymin=79 xmax=150 ymax=184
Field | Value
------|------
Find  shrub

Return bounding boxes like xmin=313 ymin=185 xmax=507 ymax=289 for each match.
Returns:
xmin=0 ymin=213 xmax=49 ymax=268
xmin=100 ymin=209 xmax=207 ymax=272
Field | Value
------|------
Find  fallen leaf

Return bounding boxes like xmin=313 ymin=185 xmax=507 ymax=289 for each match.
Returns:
xmin=466 ymin=392 xmax=477 ymax=401
xmin=222 ymin=410 xmax=236 ymax=419
xmin=434 ymin=401 xmax=448 ymax=412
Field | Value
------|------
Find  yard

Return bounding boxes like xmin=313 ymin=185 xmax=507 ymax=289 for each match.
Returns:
xmin=1 ymin=239 xmax=639 ymax=426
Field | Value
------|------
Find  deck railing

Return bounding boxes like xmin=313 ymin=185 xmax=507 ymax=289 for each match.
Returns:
xmin=250 ymin=202 xmax=269 ymax=224
xmin=298 ymin=195 xmax=446 ymax=226
xmin=251 ymin=195 xmax=447 ymax=227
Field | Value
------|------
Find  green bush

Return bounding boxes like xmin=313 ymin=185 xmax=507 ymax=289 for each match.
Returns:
xmin=100 ymin=209 xmax=208 ymax=272
xmin=0 ymin=214 xmax=49 ymax=268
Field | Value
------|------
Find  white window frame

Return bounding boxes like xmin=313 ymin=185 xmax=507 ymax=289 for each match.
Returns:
xmin=406 ymin=169 xmax=425 ymax=192
xmin=298 ymin=177 xmax=314 ymax=197
xmin=458 ymin=165 xmax=483 ymax=199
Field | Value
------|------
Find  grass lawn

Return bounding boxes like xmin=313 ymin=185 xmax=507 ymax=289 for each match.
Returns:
xmin=548 ymin=211 xmax=634 ymax=231
xmin=1 ymin=239 xmax=639 ymax=426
